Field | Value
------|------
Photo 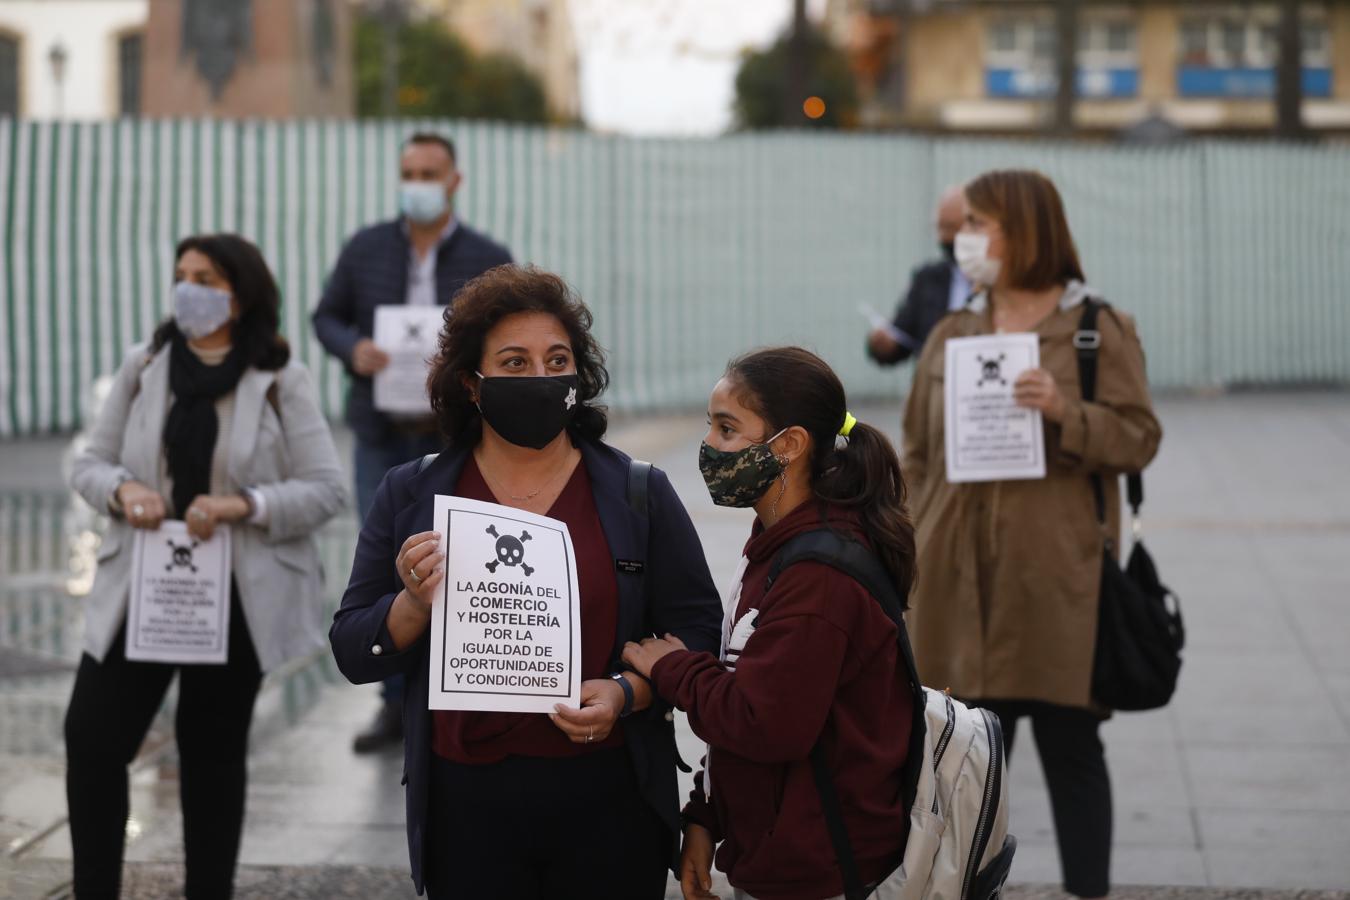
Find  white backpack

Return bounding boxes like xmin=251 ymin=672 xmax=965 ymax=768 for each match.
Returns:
xmin=768 ymin=532 xmax=1016 ymax=900
xmin=893 ymin=688 xmax=1013 ymax=900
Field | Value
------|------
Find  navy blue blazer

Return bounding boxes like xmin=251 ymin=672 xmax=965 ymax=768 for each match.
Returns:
xmin=868 ymin=259 xmax=962 ymax=366
xmin=311 ymin=218 xmax=513 ymax=444
xmin=329 ymin=437 xmax=722 ymax=893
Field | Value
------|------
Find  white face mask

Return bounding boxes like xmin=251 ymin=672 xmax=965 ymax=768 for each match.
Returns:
xmin=399 ymin=181 xmax=449 ymax=225
xmin=954 ymin=231 xmax=1003 ymax=287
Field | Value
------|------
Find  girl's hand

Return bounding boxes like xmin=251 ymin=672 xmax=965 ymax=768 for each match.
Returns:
xmin=621 ymin=633 xmax=688 ymax=679
xmin=680 ymin=823 xmax=719 ymax=899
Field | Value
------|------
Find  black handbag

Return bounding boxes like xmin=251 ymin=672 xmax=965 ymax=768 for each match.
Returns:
xmin=1076 ymin=300 xmax=1185 ymax=711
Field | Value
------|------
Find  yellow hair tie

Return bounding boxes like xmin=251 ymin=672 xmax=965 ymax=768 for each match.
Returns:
xmin=839 ymin=412 xmax=857 ymax=438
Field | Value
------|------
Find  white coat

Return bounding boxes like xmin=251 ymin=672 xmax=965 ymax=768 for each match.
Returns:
xmin=70 ymin=344 xmax=348 ymax=673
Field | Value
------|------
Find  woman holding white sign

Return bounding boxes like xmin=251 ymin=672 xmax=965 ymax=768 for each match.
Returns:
xmin=66 ymin=234 xmax=347 ymax=899
xmin=899 ymin=170 xmax=1161 ymax=898
xmin=329 ymin=265 xmax=722 ymax=899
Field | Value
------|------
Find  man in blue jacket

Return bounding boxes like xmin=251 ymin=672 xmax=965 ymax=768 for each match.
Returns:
xmin=312 ymin=132 xmax=512 ymax=752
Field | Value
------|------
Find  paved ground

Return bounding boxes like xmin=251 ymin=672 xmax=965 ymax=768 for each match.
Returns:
xmin=3 ymin=392 xmax=1350 ymax=897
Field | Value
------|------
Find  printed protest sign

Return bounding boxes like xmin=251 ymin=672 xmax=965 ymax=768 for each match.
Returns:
xmin=126 ymin=521 xmax=231 ymax=664
xmin=428 ymin=495 xmax=582 ymax=713
xmin=372 ymin=305 xmax=443 ymax=415
xmin=944 ymin=333 xmax=1047 ymax=483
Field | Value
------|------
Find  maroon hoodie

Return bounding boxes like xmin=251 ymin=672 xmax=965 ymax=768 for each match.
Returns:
xmin=651 ymin=501 xmax=913 ymax=900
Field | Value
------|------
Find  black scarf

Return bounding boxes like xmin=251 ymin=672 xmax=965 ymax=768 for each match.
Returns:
xmin=163 ymin=334 xmax=247 ymax=519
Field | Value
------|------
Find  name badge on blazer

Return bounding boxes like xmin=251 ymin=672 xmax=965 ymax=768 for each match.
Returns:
xmin=615 ymin=559 xmax=645 ymax=575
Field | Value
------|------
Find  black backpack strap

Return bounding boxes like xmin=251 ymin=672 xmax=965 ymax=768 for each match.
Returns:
xmin=810 ymin=743 xmax=867 ymax=900
xmin=1074 ymin=300 xmax=1146 ymax=527
xmin=1075 ymin=300 xmax=1108 ymax=526
xmin=769 ymin=529 xmax=927 ymax=900
xmin=417 ymin=452 xmax=439 ymax=474
xmin=766 ymin=531 xmax=920 ymax=692
xmin=1074 ymin=299 xmax=1103 ymax=406
xmin=626 ymin=459 xmax=651 ymax=518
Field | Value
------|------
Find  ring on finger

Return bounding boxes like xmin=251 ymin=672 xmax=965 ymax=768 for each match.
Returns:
xmin=131 ymin=504 xmax=145 ymax=519
xmin=586 ymin=726 xmax=594 ymax=744
xmin=189 ymin=508 xmax=208 ymax=521
xmin=408 ymin=566 xmax=423 ymax=585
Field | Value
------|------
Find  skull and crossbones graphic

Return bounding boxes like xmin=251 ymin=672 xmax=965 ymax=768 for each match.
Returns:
xmin=165 ymin=537 xmax=200 ymax=573
xmin=485 ymin=524 xmax=534 ymax=576
xmin=976 ymin=353 xmax=1007 ymax=388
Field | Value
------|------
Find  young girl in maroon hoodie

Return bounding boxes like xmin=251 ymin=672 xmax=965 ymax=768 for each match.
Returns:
xmin=624 ymin=347 xmax=916 ymax=900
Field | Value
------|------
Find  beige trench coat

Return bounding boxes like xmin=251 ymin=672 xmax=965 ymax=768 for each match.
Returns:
xmin=901 ymin=284 xmax=1162 ymax=710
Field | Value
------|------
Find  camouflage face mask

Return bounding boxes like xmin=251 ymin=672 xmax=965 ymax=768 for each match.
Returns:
xmin=698 ymin=428 xmax=787 ymax=508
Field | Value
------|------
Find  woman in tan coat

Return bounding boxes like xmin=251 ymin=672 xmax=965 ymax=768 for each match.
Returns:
xmin=902 ymin=170 xmax=1161 ymax=899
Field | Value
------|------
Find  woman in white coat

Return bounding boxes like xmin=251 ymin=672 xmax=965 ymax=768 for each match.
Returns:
xmin=67 ymin=234 xmax=346 ymax=900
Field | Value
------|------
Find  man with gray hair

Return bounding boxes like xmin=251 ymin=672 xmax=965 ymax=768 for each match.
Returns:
xmin=867 ymin=185 xmax=971 ymax=365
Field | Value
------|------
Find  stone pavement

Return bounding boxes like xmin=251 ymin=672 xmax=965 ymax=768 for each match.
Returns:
xmin=3 ymin=393 xmax=1350 ymax=898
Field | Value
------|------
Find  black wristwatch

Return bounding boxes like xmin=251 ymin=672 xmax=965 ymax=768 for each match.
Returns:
xmin=610 ymin=672 xmax=635 ymax=718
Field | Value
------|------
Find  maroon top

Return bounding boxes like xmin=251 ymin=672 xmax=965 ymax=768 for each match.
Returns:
xmin=652 ymin=502 xmax=913 ymax=900
xmin=432 ymin=455 xmax=623 ymax=763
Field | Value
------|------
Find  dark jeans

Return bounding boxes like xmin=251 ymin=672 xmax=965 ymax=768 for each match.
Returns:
xmin=354 ymin=428 xmax=442 ymax=706
xmin=423 ymin=747 xmax=669 ymax=900
xmin=64 ymin=594 xmax=262 ymax=900
xmin=353 ymin=428 xmax=444 ymax=522
xmin=977 ymin=700 xmax=1112 ymax=898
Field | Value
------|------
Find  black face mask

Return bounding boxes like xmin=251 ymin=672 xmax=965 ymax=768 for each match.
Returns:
xmin=476 ymin=373 xmax=581 ymax=449
xmin=940 ymin=241 xmax=956 ymax=265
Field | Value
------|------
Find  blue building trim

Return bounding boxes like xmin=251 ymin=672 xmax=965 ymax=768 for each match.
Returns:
xmin=1177 ymin=66 xmax=1333 ymax=98
xmin=986 ymin=67 xmax=1140 ymax=99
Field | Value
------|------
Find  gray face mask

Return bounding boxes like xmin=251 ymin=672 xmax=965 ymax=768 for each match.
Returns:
xmin=172 ymin=281 xmax=233 ymax=339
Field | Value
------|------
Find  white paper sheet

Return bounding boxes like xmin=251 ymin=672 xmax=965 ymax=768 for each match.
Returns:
xmin=427 ymin=495 xmax=582 ymax=713
xmin=126 ymin=521 xmax=231 ymax=664
xmin=857 ymin=303 xmax=909 ymax=346
xmin=372 ymin=305 xmax=444 ymax=415
xmin=943 ymin=333 xmax=1047 ymax=483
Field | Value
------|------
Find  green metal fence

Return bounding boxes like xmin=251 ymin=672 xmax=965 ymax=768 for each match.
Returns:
xmin=2 ymin=119 xmax=1347 ymax=437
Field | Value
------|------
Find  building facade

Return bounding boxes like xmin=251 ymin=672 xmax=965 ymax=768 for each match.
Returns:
xmin=0 ymin=0 xmax=353 ymax=120
xmin=826 ymin=1 xmax=1350 ymax=134
xmin=0 ymin=0 xmax=148 ymax=118
xmin=140 ymin=0 xmax=353 ymax=118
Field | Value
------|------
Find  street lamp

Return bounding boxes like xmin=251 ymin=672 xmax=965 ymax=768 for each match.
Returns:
xmin=48 ymin=40 xmax=68 ymax=118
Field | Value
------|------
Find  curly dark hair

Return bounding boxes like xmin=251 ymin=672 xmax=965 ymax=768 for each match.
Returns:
xmin=427 ymin=265 xmax=609 ymax=445
xmin=150 ymin=234 xmax=290 ymax=371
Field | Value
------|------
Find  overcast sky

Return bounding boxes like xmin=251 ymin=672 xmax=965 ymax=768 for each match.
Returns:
xmin=569 ymin=0 xmax=829 ymax=136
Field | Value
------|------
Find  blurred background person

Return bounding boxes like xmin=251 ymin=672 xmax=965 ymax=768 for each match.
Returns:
xmin=328 ymin=265 xmax=722 ymax=899
xmin=66 ymin=234 xmax=346 ymax=899
xmin=901 ymin=170 xmax=1162 ymax=899
xmin=865 ymin=185 xmax=971 ymax=367
xmin=312 ymin=131 xmax=513 ymax=754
